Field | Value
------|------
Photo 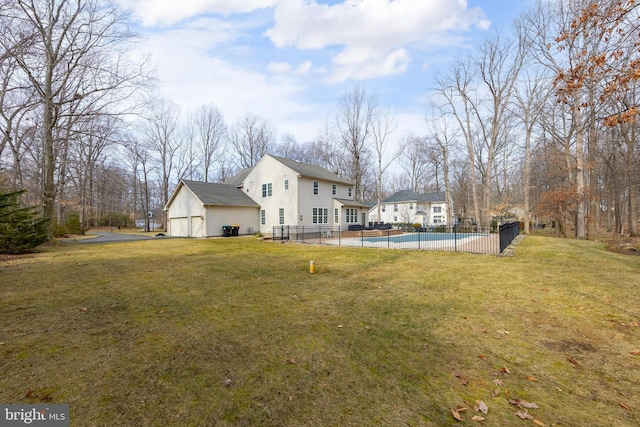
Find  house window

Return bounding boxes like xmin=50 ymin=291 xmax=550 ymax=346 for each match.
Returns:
xmin=393 ymin=216 xmax=397 ymax=222
xmin=348 ymin=187 xmax=352 ymax=197
xmin=394 ymin=204 xmax=398 ymax=212
xmin=284 ymin=179 xmax=289 ymax=190
xmin=334 ymin=208 xmax=339 ymax=223
xmin=312 ymin=207 xmax=328 ymax=224
xmin=279 ymin=208 xmax=285 ymax=225
xmin=262 ymin=183 xmax=272 ymax=197
xmin=261 ymin=210 xmax=266 ymax=225
xmin=382 ymin=206 xmax=386 ymax=212
xmin=434 ymin=215 xmax=443 ymax=224
xmin=332 ymin=184 xmax=337 ymax=195
xmin=409 ymin=203 xmax=413 ymax=209
xmin=433 ymin=206 xmax=442 ymax=213
xmin=345 ymin=208 xmax=358 ymax=223
xmin=313 ymin=181 xmax=319 ymax=195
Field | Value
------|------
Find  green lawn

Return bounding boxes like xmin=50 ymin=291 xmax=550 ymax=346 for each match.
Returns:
xmin=1 ymin=236 xmax=639 ymax=426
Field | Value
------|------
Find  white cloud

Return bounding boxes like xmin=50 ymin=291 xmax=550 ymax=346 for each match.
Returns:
xmin=267 ymin=60 xmax=314 ymax=76
xmin=265 ymin=0 xmax=489 ymax=83
xmin=296 ymin=60 xmax=313 ymax=76
xmin=116 ymin=0 xmax=495 ymax=143
xmin=267 ymin=62 xmax=294 ymax=74
xmin=136 ymin=23 xmax=312 ymax=133
xmin=116 ymin=0 xmax=276 ymax=27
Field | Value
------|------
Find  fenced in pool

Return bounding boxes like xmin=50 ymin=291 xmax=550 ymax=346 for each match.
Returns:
xmin=273 ymin=223 xmax=521 ymax=255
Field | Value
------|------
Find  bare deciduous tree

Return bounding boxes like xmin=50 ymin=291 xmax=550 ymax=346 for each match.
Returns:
xmin=229 ymin=113 xmax=275 ymax=169
xmin=144 ymin=99 xmax=181 ymax=209
xmin=336 ymin=85 xmax=375 ymax=201
xmin=0 ymin=0 xmax=151 ymax=234
xmin=371 ymin=104 xmax=398 ymax=224
xmin=191 ymin=104 xmax=226 ymax=182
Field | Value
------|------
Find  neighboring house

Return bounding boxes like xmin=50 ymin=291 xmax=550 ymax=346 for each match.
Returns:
xmin=164 ymin=180 xmax=260 ymax=237
xmin=164 ymin=154 xmax=368 ymax=237
xmin=368 ymin=190 xmax=451 ymax=227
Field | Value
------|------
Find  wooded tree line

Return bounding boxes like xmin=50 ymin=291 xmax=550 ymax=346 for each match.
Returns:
xmin=0 ymin=0 xmax=638 ymax=238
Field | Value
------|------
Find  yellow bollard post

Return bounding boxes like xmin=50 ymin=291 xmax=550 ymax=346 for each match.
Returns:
xmin=309 ymin=260 xmax=315 ymax=274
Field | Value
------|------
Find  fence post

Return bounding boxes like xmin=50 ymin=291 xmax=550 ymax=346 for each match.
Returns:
xmin=454 ymin=224 xmax=457 ymax=252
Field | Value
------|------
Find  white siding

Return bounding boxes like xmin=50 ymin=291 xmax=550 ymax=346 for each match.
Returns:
xmin=298 ymin=179 xmax=354 ymax=227
xmin=205 ymin=206 xmax=260 ymax=236
xmin=243 ymin=156 xmax=298 ymax=232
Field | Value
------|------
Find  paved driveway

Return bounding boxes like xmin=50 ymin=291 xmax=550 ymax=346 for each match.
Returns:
xmin=62 ymin=232 xmax=174 ymax=244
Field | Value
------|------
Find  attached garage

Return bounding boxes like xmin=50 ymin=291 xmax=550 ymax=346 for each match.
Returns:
xmin=164 ymin=180 xmax=260 ymax=237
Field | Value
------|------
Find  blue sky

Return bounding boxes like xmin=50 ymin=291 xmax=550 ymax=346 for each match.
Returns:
xmin=116 ymin=0 xmax=532 ymax=143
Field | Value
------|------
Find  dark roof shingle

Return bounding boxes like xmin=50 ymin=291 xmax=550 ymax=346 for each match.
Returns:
xmin=270 ymin=155 xmax=353 ymax=185
xmin=181 ymin=180 xmax=260 ymax=207
xmin=382 ymin=190 xmax=445 ymax=203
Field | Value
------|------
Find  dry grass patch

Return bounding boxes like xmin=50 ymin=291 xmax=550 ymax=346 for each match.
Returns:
xmin=1 ymin=236 xmax=640 ymax=426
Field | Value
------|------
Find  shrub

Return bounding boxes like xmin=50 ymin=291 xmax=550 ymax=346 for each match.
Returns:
xmin=0 ymin=189 xmax=49 ymax=254
xmin=64 ymin=213 xmax=84 ymax=235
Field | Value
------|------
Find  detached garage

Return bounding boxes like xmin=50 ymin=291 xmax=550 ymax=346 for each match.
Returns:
xmin=164 ymin=180 xmax=260 ymax=237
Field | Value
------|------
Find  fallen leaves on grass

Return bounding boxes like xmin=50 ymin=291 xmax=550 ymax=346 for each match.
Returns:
xmin=287 ymin=357 xmax=296 ymax=364
xmin=510 ymin=399 xmax=540 ymax=409
xmin=515 ymin=410 xmax=534 ymax=420
xmin=451 ymin=406 xmax=468 ymax=421
xmin=527 ymin=376 xmax=538 ymax=382
xmin=451 ymin=408 xmax=463 ymax=421
xmin=620 ymin=403 xmax=631 ymax=410
xmin=500 ymin=365 xmax=511 ymax=374
xmin=567 ymin=357 xmax=579 ymax=366
xmin=471 ymin=415 xmax=485 ymax=422
xmin=453 ymin=370 xmax=468 ymax=386
xmin=475 ymin=400 xmax=489 ymax=414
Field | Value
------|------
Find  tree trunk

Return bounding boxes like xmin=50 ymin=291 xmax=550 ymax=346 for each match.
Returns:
xmin=574 ymin=106 xmax=586 ymax=239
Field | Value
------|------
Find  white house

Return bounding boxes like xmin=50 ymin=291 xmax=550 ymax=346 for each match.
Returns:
xmin=368 ymin=190 xmax=450 ymax=227
xmin=164 ymin=154 xmax=368 ymax=237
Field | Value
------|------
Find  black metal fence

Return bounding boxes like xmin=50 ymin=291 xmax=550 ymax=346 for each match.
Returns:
xmin=273 ymin=223 xmax=521 ymax=255
xmin=499 ymin=221 xmax=521 ymax=253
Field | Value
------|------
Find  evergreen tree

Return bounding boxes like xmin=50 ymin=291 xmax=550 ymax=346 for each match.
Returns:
xmin=0 ymin=190 xmax=49 ymax=254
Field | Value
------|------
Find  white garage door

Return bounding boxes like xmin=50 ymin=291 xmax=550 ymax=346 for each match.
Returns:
xmin=190 ymin=216 xmax=203 ymax=237
xmin=169 ymin=217 xmax=188 ymax=237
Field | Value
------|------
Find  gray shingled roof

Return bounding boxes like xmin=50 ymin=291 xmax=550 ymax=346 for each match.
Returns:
xmin=224 ymin=167 xmax=252 ymax=187
xmin=334 ymin=198 xmax=371 ymax=208
xmin=270 ymin=155 xmax=353 ymax=185
xmin=382 ymin=190 xmax=445 ymax=203
xmin=224 ymin=155 xmax=353 ymax=187
xmin=181 ymin=180 xmax=260 ymax=207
